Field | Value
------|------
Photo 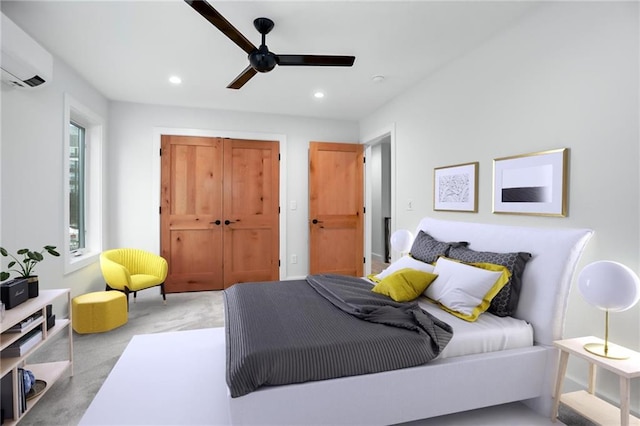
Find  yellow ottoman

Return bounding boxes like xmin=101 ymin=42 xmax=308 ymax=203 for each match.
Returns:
xmin=72 ymin=291 xmax=128 ymax=334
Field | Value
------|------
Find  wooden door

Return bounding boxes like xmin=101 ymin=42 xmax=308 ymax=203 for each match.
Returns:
xmin=309 ymin=141 xmax=364 ymax=276
xmin=161 ymin=136 xmax=280 ymax=292
xmin=161 ymin=135 xmax=224 ymax=292
xmin=222 ymin=139 xmax=280 ymax=287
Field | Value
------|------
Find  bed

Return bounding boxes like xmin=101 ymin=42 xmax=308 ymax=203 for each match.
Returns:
xmin=225 ymin=216 xmax=593 ymax=425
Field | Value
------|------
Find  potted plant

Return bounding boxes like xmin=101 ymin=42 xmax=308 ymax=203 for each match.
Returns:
xmin=0 ymin=245 xmax=60 ymax=298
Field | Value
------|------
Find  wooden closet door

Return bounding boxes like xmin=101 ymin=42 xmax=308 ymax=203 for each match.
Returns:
xmin=309 ymin=141 xmax=364 ymax=277
xmin=161 ymin=135 xmax=224 ymax=292
xmin=222 ymin=139 xmax=280 ymax=288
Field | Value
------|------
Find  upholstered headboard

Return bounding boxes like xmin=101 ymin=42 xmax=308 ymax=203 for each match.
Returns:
xmin=415 ymin=217 xmax=593 ymax=346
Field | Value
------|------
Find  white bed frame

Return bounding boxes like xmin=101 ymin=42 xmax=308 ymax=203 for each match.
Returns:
xmin=228 ymin=217 xmax=593 ymax=425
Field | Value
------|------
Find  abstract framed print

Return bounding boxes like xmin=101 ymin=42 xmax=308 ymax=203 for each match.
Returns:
xmin=493 ymin=148 xmax=568 ymax=216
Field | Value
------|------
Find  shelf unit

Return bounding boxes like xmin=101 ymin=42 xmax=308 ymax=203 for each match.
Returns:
xmin=552 ymin=336 xmax=640 ymax=426
xmin=1 ymin=289 xmax=73 ymax=425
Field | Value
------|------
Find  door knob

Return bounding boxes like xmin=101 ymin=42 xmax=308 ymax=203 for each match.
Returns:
xmin=225 ymin=220 xmax=236 ymax=225
xmin=211 ymin=220 xmax=221 ymax=225
xmin=312 ymin=219 xmax=319 ymax=224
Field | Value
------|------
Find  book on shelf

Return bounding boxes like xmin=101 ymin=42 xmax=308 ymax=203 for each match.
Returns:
xmin=17 ymin=368 xmax=26 ymax=414
xmin=1 ymin=329 xmax=43 ymax=358
xmin=5 ymin=312 xmax=43 ymax=333
xmin=1 ymin=370 xmax=14 ymax=420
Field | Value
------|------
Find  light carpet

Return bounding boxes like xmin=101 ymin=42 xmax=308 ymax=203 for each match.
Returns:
xmin=20 ymin=288 xmax=593 ymax=425
xmin=22 ymin=290 xmax=224 ymax=425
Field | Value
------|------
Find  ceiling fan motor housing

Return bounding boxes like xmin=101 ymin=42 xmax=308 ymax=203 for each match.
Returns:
xmin=249 ymin=46 xmax=277 ymax=73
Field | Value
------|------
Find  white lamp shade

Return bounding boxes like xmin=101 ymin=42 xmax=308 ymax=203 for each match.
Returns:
xmin=390 ymin=229 xmax=414 ymax=254
xmin=578 ymin=261 xmax=640 ymax=312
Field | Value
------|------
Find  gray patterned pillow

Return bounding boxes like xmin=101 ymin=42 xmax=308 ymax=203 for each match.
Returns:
xmin=409 ymin=231 xmax=467 ymax=264
xmin=448 ymin=246 xmax=532 ymax=317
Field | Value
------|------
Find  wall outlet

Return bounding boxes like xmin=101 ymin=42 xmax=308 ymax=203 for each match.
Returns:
xmin=407 ymin=199 xmax=414 ymax=211
xmin=291 ymin=254 xmax=298 ymax=264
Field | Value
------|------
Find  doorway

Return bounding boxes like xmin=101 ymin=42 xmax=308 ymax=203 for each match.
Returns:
xmin=370 ymin=138 xmax=391 ymax=274
xmin=308 ymin=141 xmax=364 ymax=277
xmin=364 ymin=125 xmax=395 ymax=275
xmin=151 ymin=128 xmax=288 ymax=285
xmin=160 ymin=135 xmax=280 ymax=292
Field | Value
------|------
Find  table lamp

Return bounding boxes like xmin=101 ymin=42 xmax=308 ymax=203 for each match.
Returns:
xmin=577 ymin=260 xmax=640 ymax=359
xmin=390 ymin=229 xmax=414 ymax=256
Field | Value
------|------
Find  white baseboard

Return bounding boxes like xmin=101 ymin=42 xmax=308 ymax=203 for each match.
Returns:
xmin=284 ymin=275 xmax=307 ymax=281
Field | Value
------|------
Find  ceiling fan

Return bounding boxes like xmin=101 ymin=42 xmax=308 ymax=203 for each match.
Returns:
xmin=184 ymin=0 xmax=356 ymax=89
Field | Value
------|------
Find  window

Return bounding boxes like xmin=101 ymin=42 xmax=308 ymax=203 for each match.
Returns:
xmin=69 ymin=121 xmax=86 ymax=252
xmin=64 ymin=94 xmax=103 ymax=273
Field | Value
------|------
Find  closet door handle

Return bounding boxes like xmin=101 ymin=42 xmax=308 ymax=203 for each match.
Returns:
xmin=211 ymin=220 xmax=221 ymax=225
xmin=224 ymin=220 xmax=236 ymax=225
xmin=312 ymin=219 xmax=322 ymax=224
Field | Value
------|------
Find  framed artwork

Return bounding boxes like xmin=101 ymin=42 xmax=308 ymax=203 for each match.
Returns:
xmin=433 ymin=162 xmax=478 ymax=212
xmin=493 ymin=148 xmax=568 ymax=217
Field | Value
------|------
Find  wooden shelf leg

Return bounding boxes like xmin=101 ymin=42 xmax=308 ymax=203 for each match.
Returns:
xmin=68 ymin=290 xmax=74 ymax=377
xmin=551 ymin=350 xmax=570 ymax=422
xmin=619 ymin=376 xmax=630 ymax=426
xmin=587 ymin=362 xmax=597 ymax=394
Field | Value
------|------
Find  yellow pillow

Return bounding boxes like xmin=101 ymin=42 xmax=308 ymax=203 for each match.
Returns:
xmin=371 ymin=268 xmax=438 ymax=302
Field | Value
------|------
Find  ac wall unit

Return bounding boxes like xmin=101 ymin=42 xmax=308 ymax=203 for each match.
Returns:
xmin=1 ymin=12 xmax=53 ymax=89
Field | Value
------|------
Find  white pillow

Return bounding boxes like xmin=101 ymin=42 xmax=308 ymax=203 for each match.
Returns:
xmin=370 ymin=256 xmax=435 ymax=282
xmin=425 ymin=257 xmax=508 ymax=321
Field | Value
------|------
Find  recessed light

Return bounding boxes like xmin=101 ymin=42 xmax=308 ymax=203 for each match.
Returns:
xmin=371 ymin=75 xmax=385 ymax=83
xmin=169 ymin=75 xmax=182 ymax=85
xmin=313 ymin=91 xmax=325 ymax=99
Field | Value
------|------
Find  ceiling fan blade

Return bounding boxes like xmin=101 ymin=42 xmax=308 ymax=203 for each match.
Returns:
xmin=276 ymin=55 xmax=355 ymax=67
xmin=227 ymin=65 xmax=258 ymax=90
xmin=184 ymin=0 xmax=256 ymax=54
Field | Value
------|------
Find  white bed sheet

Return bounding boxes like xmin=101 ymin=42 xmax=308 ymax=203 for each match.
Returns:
xmin=362 ymin=275 xmax=533 ymax=360
xmin=418 ymin=297 xmax=534 ymax=359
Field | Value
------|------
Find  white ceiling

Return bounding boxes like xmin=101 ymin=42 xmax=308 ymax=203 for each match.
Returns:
xmin=1 ymin=1 xmax=539 ymax=121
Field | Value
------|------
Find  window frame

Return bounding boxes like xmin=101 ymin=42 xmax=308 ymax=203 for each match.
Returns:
xmin=63 ymin=94 xmax=104 ymax=273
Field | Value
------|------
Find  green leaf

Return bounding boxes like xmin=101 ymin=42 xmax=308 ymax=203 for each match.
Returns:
xmin=17 ymin=248 xmax=29 ymax=255
xmin=0 ymin=272 xmax=9 ymax=281
xmin=0 ymin=247 xmax=7 ymax=256
xmin=8 ymin=261 xmax=16 ymax=268
xmin=46 ymin=248 xmax=60 ymax=257
xmin=26 ymin=252 xmax=42 ymax=262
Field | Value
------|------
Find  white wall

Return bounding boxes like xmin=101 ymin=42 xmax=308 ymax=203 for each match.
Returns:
xmin=108 ymin=101 xmax=358 ymax=279
xmin=361 ymin=1 xmax=639 ymax=411
xmin=1 ymin=57 xmax=110 ymax=300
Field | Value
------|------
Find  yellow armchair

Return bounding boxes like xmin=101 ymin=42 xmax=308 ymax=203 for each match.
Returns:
xmin=100 ymin=248 xmax=168 ymax=306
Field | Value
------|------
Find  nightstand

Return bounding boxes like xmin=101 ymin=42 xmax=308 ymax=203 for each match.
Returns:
xmin=552 ymin=336 xmax=640 ymax=426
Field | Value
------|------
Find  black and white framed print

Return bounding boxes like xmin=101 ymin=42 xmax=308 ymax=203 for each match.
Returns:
xmin=493 ymin=148 xmax=568 ymax=217
xmin=434 ymin=162 xmax=478 ymax=212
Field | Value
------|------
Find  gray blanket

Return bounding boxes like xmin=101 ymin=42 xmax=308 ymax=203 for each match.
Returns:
xmin=224 ymin=274 xmax=453 ymax=397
